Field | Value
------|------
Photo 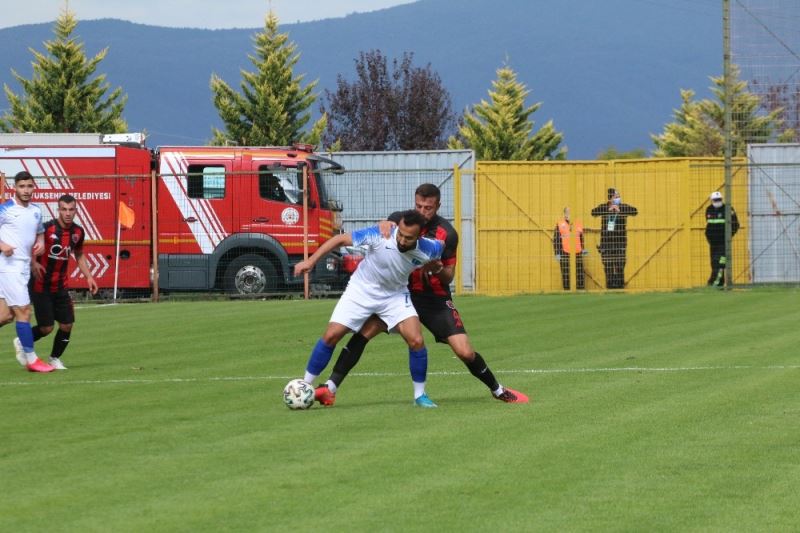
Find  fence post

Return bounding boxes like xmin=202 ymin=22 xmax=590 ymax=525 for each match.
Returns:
xmin=151 ymin=169 xmax=160 ymax=303
xmin=453 ymin=164 xmax=462 ymax=295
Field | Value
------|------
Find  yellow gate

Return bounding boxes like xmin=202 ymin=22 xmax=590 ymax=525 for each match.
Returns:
xmin=470 ymin=158 xmax=750 ymax=294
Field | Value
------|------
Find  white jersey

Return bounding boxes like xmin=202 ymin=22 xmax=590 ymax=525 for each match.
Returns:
xmin=348 ymin=225 xmax=443 ymax=300
xmin=0 ymin=198 xmax=44 ymax=274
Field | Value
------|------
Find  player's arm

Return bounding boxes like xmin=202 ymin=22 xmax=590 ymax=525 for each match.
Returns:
xmin=421 ymin=238 xmax=453 ymax=284
xmin=32 ymin=231 xmax=44 ymax=256
xmin=424 ymin=260 xmax=455 ymax=285
xmin=74 ymin=251 xmax=99 ymax=294
xmin=378 ymin=212 xmax=402 ymax=237
xmin=294 ymin=233 xmax=353 ymax=277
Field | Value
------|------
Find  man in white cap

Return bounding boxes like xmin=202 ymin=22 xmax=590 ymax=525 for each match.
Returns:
xmin=705 ymin=191 xmax=740 ymax=286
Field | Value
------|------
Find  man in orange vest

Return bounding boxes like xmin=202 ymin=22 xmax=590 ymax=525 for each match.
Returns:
xmin=553 ymin=207 xmax=585 ymax=290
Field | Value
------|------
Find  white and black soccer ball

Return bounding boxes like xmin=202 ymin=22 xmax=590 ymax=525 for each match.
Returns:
xmin=283 ymin=379 xmax=315 ymax=410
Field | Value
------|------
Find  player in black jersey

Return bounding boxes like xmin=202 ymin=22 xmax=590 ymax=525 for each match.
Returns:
xmin=28 ymin=194 xmax=98 ymax=369
xmin=315 ymin=183 xmax=529 ymax=406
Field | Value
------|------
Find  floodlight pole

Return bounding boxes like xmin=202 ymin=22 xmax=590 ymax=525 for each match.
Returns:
xmin=722 ymin=0 xmax=734 ymax=289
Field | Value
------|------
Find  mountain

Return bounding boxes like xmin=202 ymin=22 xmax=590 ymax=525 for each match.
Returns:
xmin=0 ymin=0 xmax=721 ymax=159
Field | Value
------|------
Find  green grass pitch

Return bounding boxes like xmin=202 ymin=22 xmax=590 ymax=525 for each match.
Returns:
xmin=1 ymin=289 xmax=799 ymax=531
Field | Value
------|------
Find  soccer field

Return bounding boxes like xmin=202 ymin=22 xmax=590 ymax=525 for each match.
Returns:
xmin=1 ymin=289 xmax=799 ymax=531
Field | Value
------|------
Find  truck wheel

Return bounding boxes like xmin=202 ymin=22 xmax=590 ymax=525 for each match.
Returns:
xmin=223 ymin=254 xmax=278 ymax=295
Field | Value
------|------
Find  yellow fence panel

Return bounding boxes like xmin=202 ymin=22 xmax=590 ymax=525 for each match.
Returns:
xmin=474 ymin=158 xmax=750 ymax=294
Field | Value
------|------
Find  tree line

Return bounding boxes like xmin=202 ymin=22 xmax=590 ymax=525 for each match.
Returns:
xmin=1 ymin=9 xmax=795 ymax=159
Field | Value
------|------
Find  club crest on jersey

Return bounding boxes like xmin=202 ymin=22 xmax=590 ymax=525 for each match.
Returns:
xmin=412 ymin=259 xmax=422 ymax=265
xmin=72 ymin=234 xmax=81 ymax=244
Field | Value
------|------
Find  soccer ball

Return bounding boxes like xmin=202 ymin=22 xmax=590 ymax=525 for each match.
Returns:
xmin=283 ymin=379 xmax=315 ymax=410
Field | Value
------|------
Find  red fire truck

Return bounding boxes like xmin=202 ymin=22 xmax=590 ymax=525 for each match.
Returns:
xmin=0 ymin=133 xmax=348 ymax=296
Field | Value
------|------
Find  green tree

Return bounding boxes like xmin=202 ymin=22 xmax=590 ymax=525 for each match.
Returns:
xmin=321 ymin=50 xmax=456 ymax=150
xmin=448 ymin=65 xmax=566 ymax=160
xmin=596 ymin=146 xmax=648 ymax=160
xmin=1 ymin=8 xmax=127 ymax=133
xmin=652 ymin=68 xmax=794 ymax=157
xmin=210 ymin=11 xmax=325 ymax=147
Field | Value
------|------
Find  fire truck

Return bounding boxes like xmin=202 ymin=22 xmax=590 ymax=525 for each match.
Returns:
xmin=0 ymin=133 xmax=348 ymax=296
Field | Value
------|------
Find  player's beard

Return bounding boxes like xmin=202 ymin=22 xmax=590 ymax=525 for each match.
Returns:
xmin=397 ymin=241 xmax=414 ymax=253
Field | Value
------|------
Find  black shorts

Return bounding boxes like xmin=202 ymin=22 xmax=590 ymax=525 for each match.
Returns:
xmin=30 ymin=290 xmax=75 ymax=327
xmin=410 ymin=292 xmax=467 ymax=344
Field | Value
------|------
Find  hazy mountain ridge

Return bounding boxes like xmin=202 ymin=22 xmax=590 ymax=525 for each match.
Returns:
xmin=0 ymin=0 xmax=721 ymax=158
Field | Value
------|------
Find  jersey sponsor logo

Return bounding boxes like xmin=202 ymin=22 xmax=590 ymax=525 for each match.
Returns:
xmin=47 ymin=243 xmax=73 ymax=261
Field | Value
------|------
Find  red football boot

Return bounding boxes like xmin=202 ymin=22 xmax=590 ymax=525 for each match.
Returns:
xmin=315 ymin=385 xmax=336 ymax=406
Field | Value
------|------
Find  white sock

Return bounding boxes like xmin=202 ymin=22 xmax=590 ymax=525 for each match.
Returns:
xmin=25 ymin=352 xmax=38 ymax=365
xmin=303 ymin=371 xmax=317 ymax=384
xmin=492 ymin=386 xmax=504 ymax=397
xmin=413 ymin=381 xmax=426 ymax=399
xmin=325 ymin=380 xmax=337 ymax=393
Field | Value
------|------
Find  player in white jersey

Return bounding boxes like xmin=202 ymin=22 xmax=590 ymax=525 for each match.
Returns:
xmin=293 ymin=209 xmax=444 ymax=407
xmin=0 ymin=171 xmax=53 ymax=372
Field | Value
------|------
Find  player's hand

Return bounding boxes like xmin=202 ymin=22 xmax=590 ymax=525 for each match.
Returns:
xmin=32 ymin=240 xmax=44 ymax=256
xmin=378 ymin=220 xmax=396 ymax=238
xmin=293 ymin=260 xmax=312 ymax=277
xmin=0 ymin=243 xmax=14 ymax=256
xmin=609 ymin=204 xmax=620 ymax=213
xmin=31 ymin=262 xmax=45 ymax=280
xmin=87 ymin=277 xmax=99 ymax=295
xmin=422 ymin=259 xmax=443 ymax=276
xmin=555 ymin=254 xmax=561 ymax=261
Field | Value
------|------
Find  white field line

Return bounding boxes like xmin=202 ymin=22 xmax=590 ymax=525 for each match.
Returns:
xmin=1 ymin=364 xmax=799 ymax=387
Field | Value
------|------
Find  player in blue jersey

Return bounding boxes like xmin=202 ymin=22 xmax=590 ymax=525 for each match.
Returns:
xmin=0 ymin=171 xmax=52 ymax=372
xmin=315 ymin=183 xmax=528 ymax=406
xmin=293 ymin=209 xmax=444 ymax=407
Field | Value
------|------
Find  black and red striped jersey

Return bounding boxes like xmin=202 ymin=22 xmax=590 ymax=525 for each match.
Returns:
xmin=30 ymin=220 xmax=85 ymax=293
xmin=388 ymin=212 xmax=458 ymax=298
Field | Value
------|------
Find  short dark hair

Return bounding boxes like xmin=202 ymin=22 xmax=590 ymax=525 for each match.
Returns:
xmin=58 ymin=194 xmax=77 ymax=205
xmin=398 ymin=209 xmax=426 ymax=231
xmin=607 ymin=187 xmax=617 ymax=199
xmin=415 ymin=183 xmax=441 ymax=202
xmin=15 ymin=171 xmax=34 ymax=183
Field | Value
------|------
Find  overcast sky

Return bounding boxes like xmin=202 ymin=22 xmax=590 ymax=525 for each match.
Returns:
xmin=0 ymin=0 xmax=418 ymax=29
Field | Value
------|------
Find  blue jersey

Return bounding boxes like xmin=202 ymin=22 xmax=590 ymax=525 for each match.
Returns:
xmin=348 ymin=225 xmax=443 ymax=299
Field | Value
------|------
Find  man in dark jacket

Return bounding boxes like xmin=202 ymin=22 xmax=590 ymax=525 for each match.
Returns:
xmin=705 ymin=191 xmax=740 ymax=286
xmin=591 ymin=188 xmax=638 ymax=289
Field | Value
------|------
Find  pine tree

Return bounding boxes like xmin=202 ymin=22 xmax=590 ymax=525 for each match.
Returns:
xmin=210 ymin=11 xmax=325 ymax=147
xmin=448 ymin=65 xmax=566 ymax=160
xmin=652 ymin=68 xmax=794 ymax=157
xmin=0 ymin=8 xmax=127 ymax=133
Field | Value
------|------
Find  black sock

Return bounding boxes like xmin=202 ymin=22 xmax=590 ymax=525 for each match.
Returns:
xmin=465 ymin=352 xmax=500 ymax=392
xmin=51 ymin=329 xmax=71 ymax=359
xmin=329 ymin=333 xmax=369 ymax=387
xmin=32 ymin=326 xmax=45 ymax=342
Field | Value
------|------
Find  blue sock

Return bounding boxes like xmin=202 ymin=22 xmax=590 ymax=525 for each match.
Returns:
xmin=409 ymin=347 xmax=428 ymax=383
xmin=16 ymin=322 xmax=35 ymax=353
xmin=306 ymin=339 xmax=335 ymax=376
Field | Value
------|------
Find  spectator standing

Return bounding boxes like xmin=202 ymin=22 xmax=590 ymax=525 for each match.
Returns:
xmin=591 ymin=188 xmax=638 ymax=289
xmin=553 ymin=207 xmax=586 ymax=290
xmin=705 ymin=191 xmax=740 ymax=287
